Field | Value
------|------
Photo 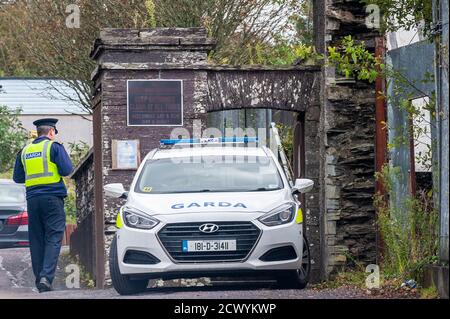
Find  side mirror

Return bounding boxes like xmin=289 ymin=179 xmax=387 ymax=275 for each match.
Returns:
xmin=292 ymin=178 xmax=314 ymax=194
xmin=104 ymin=183 xmax=128 ymax=199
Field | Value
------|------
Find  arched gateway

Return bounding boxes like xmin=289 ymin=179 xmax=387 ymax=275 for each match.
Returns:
xmin=72 ymin=1 xmax=379 ymax=288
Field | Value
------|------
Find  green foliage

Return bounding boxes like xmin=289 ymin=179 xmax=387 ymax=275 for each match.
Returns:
xmin=0 ymin=0 xmax=312 ymax=110
xmin=374 ymin=165 xmax=439 ymax=280
xmin=316 ymin=270 xmax=369 ymax=289
xmin=65 ymin=140 xmax=90 ymax=225
xmin=68 ymin=253 xmax=96 ymax=288
xmin=315 ymin=255 xmax=373 ymax=289
xmin=242 ymin=41 xmax=323 ymax=66
xmin=361 ymin=0 xmax=434 ymax=36
xmin=276 ymin=123 xmax=294 ymax=164
xmin=0 ymin=169 xmax=13 ymax=179
xmin=327 ymin=35 xmax=380 ymax=82
xmin=65 ymin=188 xmax=77 ymax=225
xmin=68 ymin=141 xmax=90 ymax=165
xmin=153 ymin=0 xmax=308 ymax=65
xmin=0 ymin=0 xmax=158 ymax=111
xmin=290 ymin=0 xmax=313 ymax=45
xmin=0 ymin=105 xmax=28 ymax=173
xmin=145 ymin=0 xmax=157 ymax=28
xmin=292 ymin=44 xmax=322 ymax=63
xmin=420 ymin=285 xmax=439 ymax=299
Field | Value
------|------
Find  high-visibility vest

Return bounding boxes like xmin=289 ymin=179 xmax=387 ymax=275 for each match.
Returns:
xmin=21 ymin=140 xmax=61 ymax=187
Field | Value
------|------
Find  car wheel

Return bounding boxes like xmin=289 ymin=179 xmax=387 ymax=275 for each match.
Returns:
xmin=276 ymin=235 xmax=311 ymax=289
xmin=110 ymin=235 xmax=149 ymax=295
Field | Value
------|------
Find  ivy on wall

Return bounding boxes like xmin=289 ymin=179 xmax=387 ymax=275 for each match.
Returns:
xmin=327 ymin=35 xmax=380 ymax=82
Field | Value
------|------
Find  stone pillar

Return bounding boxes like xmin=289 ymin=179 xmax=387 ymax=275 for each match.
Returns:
xmin=316 ymin=0 xmax=379 ymax=277
xmin=90 ymin=28 xmax=214 ymax=284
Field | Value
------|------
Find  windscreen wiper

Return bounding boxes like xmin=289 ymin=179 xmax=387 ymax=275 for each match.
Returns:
xmin=166 ymin=189 xmax=212 ymax=194
xmin=248 ymin=187 xmax=280 ymax=191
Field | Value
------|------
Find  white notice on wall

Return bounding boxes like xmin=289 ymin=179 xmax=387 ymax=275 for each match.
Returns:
xmin=116 ymin=140 xmax=139 ymax=169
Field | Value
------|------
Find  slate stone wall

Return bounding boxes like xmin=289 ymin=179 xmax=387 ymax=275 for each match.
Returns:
xmin=72 ymin=150 xmax=94 ymax=224
xmin=318 ymin=0 xmax=379 ymax=275
xmin=70 ymin=150 xmax=95 ymax=276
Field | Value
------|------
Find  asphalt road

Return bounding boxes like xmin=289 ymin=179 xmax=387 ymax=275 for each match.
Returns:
xmin=0 ymin=247 xmax=387 ymax=299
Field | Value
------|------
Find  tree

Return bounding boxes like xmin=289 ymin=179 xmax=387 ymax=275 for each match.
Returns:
xmin=290 ymin=0 xmax=313 ymax=45
xmin=153 ymin=0 xmax=304 ymax=64
xmin=0 ymin=0 xmax=308 ymax=112
xmin=361 ymin=0 xmax=434 ymax=35
xmin=0 ymin=0 xmax=153 ymax=113
xmin=0 ymin=105 xmax=28 ymax=173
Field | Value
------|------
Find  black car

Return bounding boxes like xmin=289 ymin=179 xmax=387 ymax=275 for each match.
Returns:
xmin=0 ymin=179 xmax=29 ymax=248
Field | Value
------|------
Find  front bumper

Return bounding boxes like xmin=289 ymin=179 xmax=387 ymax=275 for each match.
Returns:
xmin=116 ymin=213 xmax=303 ymax=276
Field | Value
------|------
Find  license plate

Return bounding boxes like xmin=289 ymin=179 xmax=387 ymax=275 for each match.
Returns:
xmin=182 ymin=239 xmax=236 ymax=252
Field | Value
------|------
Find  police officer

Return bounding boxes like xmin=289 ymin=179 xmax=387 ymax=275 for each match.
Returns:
xmin=13 ymin=118 xmax=73 ymax=293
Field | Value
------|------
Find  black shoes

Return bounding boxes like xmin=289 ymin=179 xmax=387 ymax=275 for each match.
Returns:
xmin=37 ymin=277 xmax=53 ymax=293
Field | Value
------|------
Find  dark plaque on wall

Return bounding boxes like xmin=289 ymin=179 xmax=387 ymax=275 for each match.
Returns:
xmin=127 ymin=80 xmax=183 ymax=126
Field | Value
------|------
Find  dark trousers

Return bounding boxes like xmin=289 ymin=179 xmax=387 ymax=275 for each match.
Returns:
xmin=27 ymin=195 xmax=66 ymax=286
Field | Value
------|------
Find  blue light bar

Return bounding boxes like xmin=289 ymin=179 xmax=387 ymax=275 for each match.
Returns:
xmin=160 ymin=137 xmax=258 ymax=146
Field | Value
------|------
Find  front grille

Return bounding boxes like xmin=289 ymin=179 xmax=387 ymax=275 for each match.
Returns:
xmin=158 ymin=222 xmax=261 ymax=263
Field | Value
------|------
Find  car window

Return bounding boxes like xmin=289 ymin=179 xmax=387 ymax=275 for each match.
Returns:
xmin=0 ymin=184 xmax=26 ymax=203
xmin=135 ymin=155 xmax=283 ymax=194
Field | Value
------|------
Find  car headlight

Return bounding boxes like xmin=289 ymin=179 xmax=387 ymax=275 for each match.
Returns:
xmin=122 ymin=206 xmax=159 ymax=230
xmin=258 ymin=203 xmax=296 ymax=226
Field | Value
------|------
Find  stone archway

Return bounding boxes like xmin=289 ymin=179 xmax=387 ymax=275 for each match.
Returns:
xmin=204 ymin=66 xmax=322 ymax=282
xmin=72 ymin=0 xmax=379 ymax=287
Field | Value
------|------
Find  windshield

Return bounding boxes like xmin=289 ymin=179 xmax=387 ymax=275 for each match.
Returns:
xmin=0 ymin=184 xmax=26 ymax=203
xmin=135 ymin=156 xmax=284 ymax=194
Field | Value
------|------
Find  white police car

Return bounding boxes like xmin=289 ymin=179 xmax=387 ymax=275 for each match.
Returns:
xmin=104 ymin=137 xmax=314 ymax=295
